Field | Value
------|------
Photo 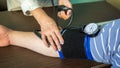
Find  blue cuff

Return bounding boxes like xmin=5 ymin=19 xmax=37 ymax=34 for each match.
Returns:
xmin=58 ymin=50 xmax=65 ymax=59
xmin=84 ymin=35 xmax=93 ymax=60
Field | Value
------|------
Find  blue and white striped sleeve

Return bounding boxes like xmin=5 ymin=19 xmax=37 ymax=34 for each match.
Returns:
xmin=109 ymin=20 xmax=120 ymax=68
xmin=90 ymin=19 xmax=120 ymax=68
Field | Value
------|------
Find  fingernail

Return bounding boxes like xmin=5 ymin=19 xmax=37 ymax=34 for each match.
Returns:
xmin=60 ymin=42 xmax=64 ymax=45
xmin=58 ymin=48 xmax=61 ymax=51
xmin=67 ymin=11 xmax=72 ymax=15
xmin=69 ymin=12 xmax=72 ymax=15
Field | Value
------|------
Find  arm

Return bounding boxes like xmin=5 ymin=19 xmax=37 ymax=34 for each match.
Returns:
xmin=19 ymin=0 xmax=64 ymax=51
xmin=0 ymin=25 xmax=59 ymax=57
xmin=30 ymin=0 xmax=72 ymax=51
xmin=30 ymin=8 xmax=64 ymax=51
xmin=9 ymin=30 xmax=59 ymax=57
xmin=19 ymin=0 xmax=72 ymax=51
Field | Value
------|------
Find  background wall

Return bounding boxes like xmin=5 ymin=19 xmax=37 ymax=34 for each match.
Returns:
xmin=70 ymin=0 xmax=104 ymax=4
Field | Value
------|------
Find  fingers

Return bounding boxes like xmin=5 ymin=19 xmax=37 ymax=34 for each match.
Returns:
xmin=58 ymin=0 xmax=72 ymax=20
xmin=47 ymin=35 xmax=57 ymax=50
xmin=51 ymin=32 xmax=62 ymax=51
xmin=41 ymin=29 xmax=64 ymax=51
xmin=55 ymin=29 xmax=64 ymax=45
xmin=58 ymin=10 xmax=72 ymax=20
xmin=67 ymin=10 xmax=72 ymax=15
xmin=42 ymin=34 xmax=50 ymax=47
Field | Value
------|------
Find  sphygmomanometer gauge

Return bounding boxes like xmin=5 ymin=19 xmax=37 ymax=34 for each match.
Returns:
xmin=84 ymin=23 xmax=99 ymax=36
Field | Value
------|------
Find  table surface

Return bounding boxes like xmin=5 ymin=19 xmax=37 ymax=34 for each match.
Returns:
xmin=0 ymin=1 xmax=119 ymax=68
xmin=0 ymin=46 xmax=103 ymax=68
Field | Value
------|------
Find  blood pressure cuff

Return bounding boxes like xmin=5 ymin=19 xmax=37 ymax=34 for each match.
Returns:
xmin=34 ymin=29 xmax=88 ymax=59
xmin=59 ymin=28 xmax=87 ymax=59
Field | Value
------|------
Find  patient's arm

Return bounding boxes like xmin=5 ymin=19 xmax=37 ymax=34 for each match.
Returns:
xmin=0 ymin=25 xmax=59 ymax=57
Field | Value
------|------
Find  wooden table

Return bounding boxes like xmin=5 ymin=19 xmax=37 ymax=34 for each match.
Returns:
xmin=0 ymin=1 xmax=119 ymax=68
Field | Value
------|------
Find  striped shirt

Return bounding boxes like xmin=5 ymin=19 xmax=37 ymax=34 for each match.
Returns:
xmin=90 ymin=19 xmax=120 ymax=68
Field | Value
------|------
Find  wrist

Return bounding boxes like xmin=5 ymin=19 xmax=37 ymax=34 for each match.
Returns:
xmin=8 ymin=29 xmax=15 ymax=45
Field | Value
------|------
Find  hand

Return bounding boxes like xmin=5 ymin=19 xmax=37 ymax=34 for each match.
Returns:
xmin=31 ymin=8 xmax=64 ymax=51
xmin=40 ymin=17 xmax=64 ymax=51
xmin=0 ymin=25 xmax=11 ymax=47
xmin=58 ymin=0 xmax=72 ymax=20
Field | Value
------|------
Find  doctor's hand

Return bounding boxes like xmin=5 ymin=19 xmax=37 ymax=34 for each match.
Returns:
xmin=58 ymin=0 xmax=72 ymax=20
xmin=40 ymin=16 xmax=64 ymax=51
xmin=31 ymin=8 xmax=64 ymax=51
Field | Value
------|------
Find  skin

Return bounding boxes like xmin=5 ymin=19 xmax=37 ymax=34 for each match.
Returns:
xmin=30 ymin=0 xmax=72 ymax=51
xmin=0 ymin=25 xmax=59 ymax=57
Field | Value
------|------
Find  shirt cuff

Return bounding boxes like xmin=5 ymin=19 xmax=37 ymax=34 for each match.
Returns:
xmin=21 ymin=0 xmax=41 ymax=16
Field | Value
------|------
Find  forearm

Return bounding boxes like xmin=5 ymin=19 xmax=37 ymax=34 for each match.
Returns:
xmin=30 ymin=8 xmax=51 ymax=25
xmin=9 ymin=30 xmax=59 ymax=57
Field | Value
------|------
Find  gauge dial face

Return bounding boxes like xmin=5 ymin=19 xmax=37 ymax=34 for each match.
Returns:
xmin=84 ymin=23 xmax=98 ymax=35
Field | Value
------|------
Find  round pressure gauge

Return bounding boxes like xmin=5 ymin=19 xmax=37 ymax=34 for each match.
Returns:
xmin=84 ymin=23 xmax=99 ymax=35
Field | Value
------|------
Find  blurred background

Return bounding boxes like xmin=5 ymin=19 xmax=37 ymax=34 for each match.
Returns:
xmin=70 ymin=0 xmax=103 ymax=4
